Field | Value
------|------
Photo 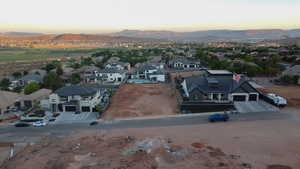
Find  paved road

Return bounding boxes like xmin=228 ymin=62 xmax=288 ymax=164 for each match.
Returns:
xmin=0 ymin=111 xmax=289 ymax=143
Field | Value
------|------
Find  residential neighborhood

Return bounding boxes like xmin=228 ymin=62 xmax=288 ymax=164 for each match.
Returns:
xmin=0 ymin=43 xmax=299 ymax=169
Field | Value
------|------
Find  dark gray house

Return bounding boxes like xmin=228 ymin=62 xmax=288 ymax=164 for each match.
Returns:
xmin=179 ymin=70 xmax=261 ymax=112
xmin=181 ymin=70 xmax=260 ymax=103
xmin=49 ymin=85 xmax=108 ymax=113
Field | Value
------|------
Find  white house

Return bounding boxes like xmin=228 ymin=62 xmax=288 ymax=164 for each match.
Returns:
xmin=85 ymin=68 xmax=126 ymax=84
xmin=49 ymin=85 xmax=107 ymax=113
xmin=104 ymin=62 xmax=130 ymax=71
xmin=169 ymin=58 xmax=202 ymax=69
xmin=129 ymin=64 xmax=166 ymax=82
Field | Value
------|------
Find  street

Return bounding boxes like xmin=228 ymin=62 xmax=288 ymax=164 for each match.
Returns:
xmin=0 ymin=111 xmax=290 ymax=143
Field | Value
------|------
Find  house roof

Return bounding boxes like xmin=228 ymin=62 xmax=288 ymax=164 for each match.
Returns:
xmin=184 ymin=74 xmax=254 ymax=94
xmin=20 ymin=74 xmax=43 ymax=83
xmin=0 ymin=91 xmax=20 ymax=109
xmin=282 ymin=65 xmax=300 ymax=76
xmin=98 ymin=68 xmax=126 ymax=74
xmin=206 ymin=70 xmax=233 ymax=76
xmin=169 ymin=58 xmax=200 ymax=65
xmin=54 ymin=85 xmax=99 ymax=97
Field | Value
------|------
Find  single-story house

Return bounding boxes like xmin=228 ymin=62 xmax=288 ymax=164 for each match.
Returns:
xmin=180 ymin=70 xmax=260 ymax=103
xmin=15 ymin=89 xmax=52 ymax=110
xmin=168 ymin=58 xmax=202 ymax=69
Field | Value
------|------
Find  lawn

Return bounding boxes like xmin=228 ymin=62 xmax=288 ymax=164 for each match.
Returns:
xmin=0 ymin=48 xmax=99 ymax=62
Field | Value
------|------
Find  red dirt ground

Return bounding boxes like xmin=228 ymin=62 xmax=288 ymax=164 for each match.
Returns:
xmin=103 ymin=84 xmax=179 ymax=119
xmin=0 ymin=133 xmax=246 ymax=169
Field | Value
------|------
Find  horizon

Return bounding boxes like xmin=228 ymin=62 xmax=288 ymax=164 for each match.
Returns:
xmin=1 ymin=0 xmax=300 ymax=34
xmin=1 ymin=28 xmax=300 ymax=35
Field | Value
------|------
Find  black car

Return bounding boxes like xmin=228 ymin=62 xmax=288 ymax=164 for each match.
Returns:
xmin=14 ymin=123 xmax=30 ymax=127
xmin=89 ymin=121 xmax=98 ymax=126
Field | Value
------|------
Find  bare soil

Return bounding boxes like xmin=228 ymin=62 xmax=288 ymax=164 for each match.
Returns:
xmin=0 ymin=133 xmax=246 ymax=169
xmin=104 ymin=84 xmax=179 ymax=119
xmin=169 ymin=71 xmax=204 ymax=82
xmin=260 ymin=85 xmax=300 ymax=108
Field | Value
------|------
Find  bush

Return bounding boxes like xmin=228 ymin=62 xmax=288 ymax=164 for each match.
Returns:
xmin=24 ymin=82 xmax=40 ymax=95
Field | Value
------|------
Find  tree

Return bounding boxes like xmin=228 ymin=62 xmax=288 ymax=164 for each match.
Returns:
xmin=44 ymin=63 xmax=56 ymax=72
xmin=24 ymin=82 xmax=40 ymax=95
xmin=12 ymin=72 xmax=22 ymax=79
xmin=56 ymin=64 xmax=64 ymax=76
xmin=81 ymin=57 xmax=94 ymax=66
xmin=70 ymin=73 xmax=81 ymax=84
xmin=43 ymin=72 xmax=64 ymax=90
xmin=13 ymin=86 xmax=22 ymax=93
xmin=0 ymin=78 xmax=10 ymax=90
xmin=23 ymin=71 xmax=28 ymax=76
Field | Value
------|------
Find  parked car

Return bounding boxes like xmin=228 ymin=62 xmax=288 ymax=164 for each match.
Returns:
xmin=89 ymin=121 xmax=98 ymax=126
xmin=14 ymin=122 xmax=30 ymax=127
xmin=33 ymin=121 xmax=47 ymax=127
xmin=208 ymin=113 xmax=229 ymax=122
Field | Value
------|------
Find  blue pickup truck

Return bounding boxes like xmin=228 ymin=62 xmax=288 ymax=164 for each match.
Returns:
xmin=208 ymin=113 xmax=229 ymax=122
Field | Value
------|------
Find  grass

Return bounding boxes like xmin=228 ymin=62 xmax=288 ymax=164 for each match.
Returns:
xmin=0 ymin=48 xmax=100 ymax=62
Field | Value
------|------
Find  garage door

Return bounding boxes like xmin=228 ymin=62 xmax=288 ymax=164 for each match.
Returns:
xmin=233 ymin=95 xmax=247 ymax=101
xmin=65 ymin=106 xmax=76 ymax=112
xmin=81 ymin=106 xmax=90 ymax=112
xmin=249 ymin=94 xmax=258 ymax=101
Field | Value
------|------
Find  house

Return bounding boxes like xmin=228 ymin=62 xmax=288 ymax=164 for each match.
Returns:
xmin=49 ymin=85 xmax=108 ymax=113
xmin=0 ymin=91 xmax=20 ymax=115
xmin=168 ymin=58 xmax=202 ymax=69
xmin=10 ymin=74 xmax=43 ymax=89
xmin=28 ymin=69 xmax=47 ymax=77
xmin=180 ymin=70 xmax=260 ymax=103
xmin=85 ymin=68 xmax=126 ymax=84
xmin=18 ymin=74 xmax=43 ymax=86
xmin=104 ymin=62 xmax=130 ymax=71
xmin=282 ymin=65 xmax=300 ymax=76
xmin=129 ymin=64 xmax=166 ymax=82
xmin=15 ymin=89 xmax=52 ymax=110
xmin=281 ymin=65 xmax=300 ymax=84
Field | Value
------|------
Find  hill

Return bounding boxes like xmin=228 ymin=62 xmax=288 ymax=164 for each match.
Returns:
xmin=113 ymin=29 xmax=300 ymax=42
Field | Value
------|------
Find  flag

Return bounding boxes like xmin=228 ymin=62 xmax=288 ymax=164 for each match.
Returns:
xmin=233 ymin=74 xmax=241 ymax=83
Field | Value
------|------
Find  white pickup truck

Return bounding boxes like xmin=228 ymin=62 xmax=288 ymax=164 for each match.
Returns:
xmin=267 ymin=93 xmax=287 ymax=107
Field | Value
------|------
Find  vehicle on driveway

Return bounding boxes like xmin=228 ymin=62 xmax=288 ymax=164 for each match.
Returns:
xmin=33 ymin=121 xmax=47 ymax=127
xmin=208 ymin=113 xmax=229 ymax=122
xmin=14 ymin=122 xmax=30 ymax=127
xmin=267 ymin=93 xmax=287 ymax=107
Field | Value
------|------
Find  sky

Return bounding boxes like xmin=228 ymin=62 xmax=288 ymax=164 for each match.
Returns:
xmin=0 ymin=0 xmax=299 ymax=33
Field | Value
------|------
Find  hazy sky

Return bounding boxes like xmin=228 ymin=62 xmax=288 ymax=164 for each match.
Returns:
xmin=0 ymin=0 xmax=299 ymax=33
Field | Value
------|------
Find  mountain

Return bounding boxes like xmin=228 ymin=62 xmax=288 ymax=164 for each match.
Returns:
xmin=0 ymin=33 xmax=163 ymax=48
xmin=0 ymin=32 xmax=44 ymax=37
xmin=0 ymin=33 xmax=156 ymax=42
xmin=113 ymin=29 xmax=300 ymax=42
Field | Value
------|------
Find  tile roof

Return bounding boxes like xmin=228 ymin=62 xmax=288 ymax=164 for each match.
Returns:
xmin=55 ymin=85 xmax=99 ymax=97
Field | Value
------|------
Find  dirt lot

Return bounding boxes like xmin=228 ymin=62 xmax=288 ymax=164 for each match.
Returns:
xmin=260 ymin=85 xmax=300 ymax=108
xmin=0 ymin=132 xmax=247 ymax=169
xmin=169 ymin=71 xmax=204 ymax=82
xmin=103 ymin=84 xmax=179 ymax=119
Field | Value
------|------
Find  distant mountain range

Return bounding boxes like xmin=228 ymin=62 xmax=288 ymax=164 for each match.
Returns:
xmin=0 ymin=33 xmax=156 ymax=42
xmin=111 ymin=29 xmax=300 ymax=42
xmin=1 ymin=29 xmax=300 ymax=43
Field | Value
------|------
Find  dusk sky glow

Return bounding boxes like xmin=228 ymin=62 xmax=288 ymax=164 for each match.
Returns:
xmin=0 ymin=0 xmax=299 ymax=33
